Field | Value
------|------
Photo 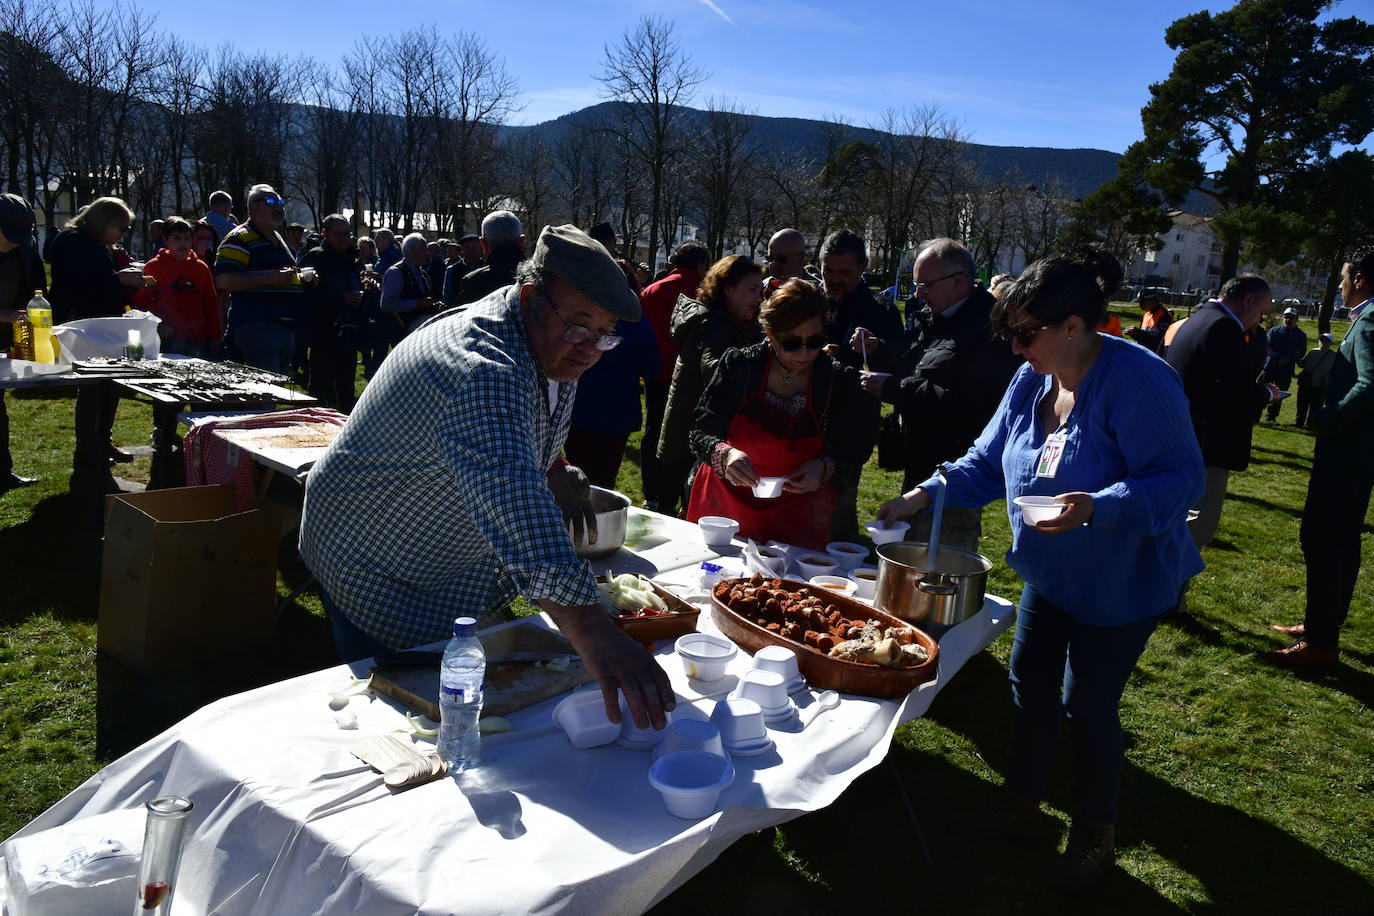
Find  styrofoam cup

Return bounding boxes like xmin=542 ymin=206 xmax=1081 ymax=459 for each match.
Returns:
xmin=809 ymin=574 xmax=856 ymax=596
xmin=652 ymin=718 xmax=726 ymax=760
xmin=617 ymin=696 xmax=674 ymax=750
xmin=676 ymin=632 xmax=739 ymax=682
xmin=750 ymin=645 xmax=802 ymax=689
xmin=848 ymin=566 xmax=878 ymax=599
xmin=825 ymin=541 xmax=870 ymax=571
xmin=698 ymin=515 xmax=740 ymax=549
xmin=795 ymin=553 xmax=839 ymax=580
xmin=865 ymin=519 xmax=910 ymax=545
xmin=731 ymin=669 xmax=789 ymax=713
xmin=754 ymin=546 xmax=787 ymax=575
xmin=752 ymin=476 xmax=787 ymax=499
xmin=553 ymin=689 xmax=620 ymax=749
xmin=710 ymin=697 xmax=768 ymax=747
xmin=649 ymin=751 xmax=735 ymax=818
xmin=1014 ymin=495 xmax=1066 ymax=526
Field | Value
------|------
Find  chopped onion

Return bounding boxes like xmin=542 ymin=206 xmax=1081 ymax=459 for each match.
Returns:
xmin=406 ymin=712 xmax=440 ymax=737
xmin=480 ymin=716 xmax=514 ymax=734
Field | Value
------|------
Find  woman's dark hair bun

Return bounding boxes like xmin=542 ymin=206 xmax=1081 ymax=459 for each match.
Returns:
xmin=1067 ymin=247 xmax=1123 ymax=301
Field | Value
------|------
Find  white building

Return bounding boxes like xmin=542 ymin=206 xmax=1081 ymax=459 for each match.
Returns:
xmin=1134 ymin=211 xmax=1222 ymax=292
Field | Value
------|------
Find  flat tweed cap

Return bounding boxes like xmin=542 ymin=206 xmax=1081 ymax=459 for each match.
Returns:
xmin=531 ymin=224 xmax=642 ymax=321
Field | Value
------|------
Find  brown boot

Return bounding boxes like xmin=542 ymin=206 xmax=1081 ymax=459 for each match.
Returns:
xmin=1265 ymin=640 xmax=1339 ymax=667
xmin=1049 ymin=818 xmax=1115 ymax=891
xmin=956 ymin=790 xmax=1048 ymax=842
xmin=1270 ymin=622 xmax=1305 ymax=636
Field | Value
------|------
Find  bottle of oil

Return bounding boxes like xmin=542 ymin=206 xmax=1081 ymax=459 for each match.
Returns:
xmin=25 ymin=291 xmax=55 ymax=363
xmin=9 ymin=310 xmax=32 ymax=360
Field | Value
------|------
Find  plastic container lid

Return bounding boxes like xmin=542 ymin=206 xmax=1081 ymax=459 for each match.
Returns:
xmin=452 ymin=616 xmax=478 ymax=637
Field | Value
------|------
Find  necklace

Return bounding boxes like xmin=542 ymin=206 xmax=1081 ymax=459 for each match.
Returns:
xmin=774 ymin=349 xmax=793 ymax=384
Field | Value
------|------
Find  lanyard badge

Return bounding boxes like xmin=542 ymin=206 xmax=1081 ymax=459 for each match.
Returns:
xmin=1036 ymin=429 xmax=1068 ymax=478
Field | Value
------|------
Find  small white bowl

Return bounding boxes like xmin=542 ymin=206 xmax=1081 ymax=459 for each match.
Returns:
xmin=753 ymin=546 xmax=787 ymax=575
xmin=698 ymin=515 xmax=740 ymax=549
xmin=795 ymin=553 xmax=839 ymax=580
xmin=825 ymin=541 xmax=870 ymax=571
xmin=676 ymin=632 xmax=739 ymax=682
xmin=809 ymin=574 xmax=857 ymax=597
xmin=752 ymin=476 xmax=787 ymax=499
xmin=649 ymin=750 xmax=735 ymax=819
xmin=848 ymin=566 xmax=879 ymax=599
xmin=552 ymin=689 xmax=620 ymax=749
xmin=652 ymin=718 xmax=726 ymax=761
xmin=616 ymin=697 xmax=674 ymax=750
xmin=750 ymin=645 xmax=804 ymax=694
xmin=1014 ymin=495 xmax=1065 ymax=526
xmin=710 ymin=697 xmax=769 ymax=751
xmin=865 ymin=519 xmax=910 ymax=545
xmin=730 ymin=668 xmax=790 ymax=715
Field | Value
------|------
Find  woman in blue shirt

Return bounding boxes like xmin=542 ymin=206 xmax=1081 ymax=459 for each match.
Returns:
xmin=878 ymin=250 xmax=1204 ymax=890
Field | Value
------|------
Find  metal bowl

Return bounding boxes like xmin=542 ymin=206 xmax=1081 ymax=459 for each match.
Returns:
xmin=570 ymin=486 xmax=630 ymax=559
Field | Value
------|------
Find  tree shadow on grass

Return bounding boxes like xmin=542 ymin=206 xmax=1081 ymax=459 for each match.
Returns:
xmin=1224 ymin=491 xmax=1305 ymax=521
xmin=656 ymin=649 xmax=1373 ymax=914
xmin=0 ymin=491 xmax=103 ymax=628
xmin=1249 ymin=444 xmax=1311 ymax=463
xmin=1247 ymin=454 xmax=1312 ymax=474
xmin=1204 ymin=536 xmax=1240 ymax=552
xmin=1270 ymin=659 xmax=1374 ymax=711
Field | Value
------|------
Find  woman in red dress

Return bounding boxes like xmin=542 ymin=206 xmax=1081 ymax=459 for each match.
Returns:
xmin=686 ymin=279 xmax=867 ymax=548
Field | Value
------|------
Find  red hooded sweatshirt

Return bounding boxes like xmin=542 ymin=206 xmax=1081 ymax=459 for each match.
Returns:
xmin=135 ymin=249 xmax=222 ymax=343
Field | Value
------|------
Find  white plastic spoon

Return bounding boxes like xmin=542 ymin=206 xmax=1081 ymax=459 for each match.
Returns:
xmin=799 ymin=690 xmax=840 ymax=729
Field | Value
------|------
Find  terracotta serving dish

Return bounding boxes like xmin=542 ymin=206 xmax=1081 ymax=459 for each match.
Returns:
xmin=711 ymin=576 xmax=939 ymax=700
xmin=598 ymin=575 xmax=701 ymax=642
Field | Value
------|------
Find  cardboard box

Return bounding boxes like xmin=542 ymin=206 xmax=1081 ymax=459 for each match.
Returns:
xmin=99 ymin=485 xmax=278 ymax=673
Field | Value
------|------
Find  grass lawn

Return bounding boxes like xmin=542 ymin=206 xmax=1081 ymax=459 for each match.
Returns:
xmin=1 ymin=305 xmax=1371 ymax=912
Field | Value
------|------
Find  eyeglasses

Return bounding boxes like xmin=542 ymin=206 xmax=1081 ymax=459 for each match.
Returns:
xmin=914 ymin=270 xmax=964 ymax=292
xmin=999 ymin=322 xmax=1054 ymax=347
xmin=544 ymin=295 xmax=622 ymax=351
xmin=252 ymin=196 xmax=285 ymax=208
xmin=777 ymin=334 xmax=826 ymax=353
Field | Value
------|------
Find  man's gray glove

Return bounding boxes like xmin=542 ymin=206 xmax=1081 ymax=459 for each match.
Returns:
xmin=549 ymin=462 xmax=598 ymax=546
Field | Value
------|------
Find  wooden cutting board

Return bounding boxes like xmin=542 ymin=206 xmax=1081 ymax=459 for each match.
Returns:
xmin=369 ymin=622 xmax=594 ymax=721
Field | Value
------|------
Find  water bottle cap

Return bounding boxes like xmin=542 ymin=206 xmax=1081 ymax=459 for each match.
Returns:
xmin=452 ymin=616 xmax=478 ymax=637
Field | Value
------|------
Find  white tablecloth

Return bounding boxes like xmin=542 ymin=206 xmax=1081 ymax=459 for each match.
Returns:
xmin=4 ymin=516 xmax=1013 ymax=915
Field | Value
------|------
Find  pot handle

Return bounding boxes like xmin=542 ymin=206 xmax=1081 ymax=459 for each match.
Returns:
xmin=917 ymin=577 xmax=957 ymax=596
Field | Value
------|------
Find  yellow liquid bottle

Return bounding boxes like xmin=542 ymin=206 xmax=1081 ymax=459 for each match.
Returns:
xmin=26 ymin=291 xmax=55 ymax=363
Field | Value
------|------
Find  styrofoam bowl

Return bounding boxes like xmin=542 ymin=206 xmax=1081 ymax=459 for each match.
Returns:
xmin=553 ymin=689 xmax=620 ymax=749
xmin=825 ymin=541 xmax=870 ymax=571
xmin=865 ymin=519 xmax=910 ymax=545
xmin=649 ymin=751 xmax=735 ymax=819
xmin=676 ymin=632 xmax=739 ymax=682
xmin=753 ymin=546 xmax=787 ymax=575
xmin=808 ymin=575 xmax=857 ymax=597
xmin=751 ymin=476 xmax=787 ymax=499
xmin=710 ymin=697 xmax=768 ymax=747
xmin=698 ymin=515 xmax=740 ymax=549
xmin=795 ymin=553 xmax=840 ymax=580
xmin=616 ymin=696 xmax=674 ymax=750
xmin=652 ymin=718 xmax=726 ymax=761
xmin=848 ymin=566 xmax=879 ymax=599
xmin=750 ymin=645 xmax=802 ymax=690
xmin=1014 ymin=495 xmax=1066 ymax=526
xmin=730 ymin=668 xmax=789 ymax=712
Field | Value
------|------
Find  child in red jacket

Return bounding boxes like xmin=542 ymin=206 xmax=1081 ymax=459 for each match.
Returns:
xmin=135 ymin=216 xmax=222 ymax=357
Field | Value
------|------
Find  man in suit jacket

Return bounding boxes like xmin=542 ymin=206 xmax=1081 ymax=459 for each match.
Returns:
xmin=1165 ymin=275 xmax=1281 ymax=637
xmin=1270 ymin=249 xmax=1374 ymax=666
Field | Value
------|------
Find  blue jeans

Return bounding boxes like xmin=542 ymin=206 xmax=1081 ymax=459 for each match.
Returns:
xmin=321 ymin=589 xmax=392 ymax=663
xmin=1005 ymin=585 xmax=1163 ymax=823
xmin=233 ymin=322 xmax=294 ymax=374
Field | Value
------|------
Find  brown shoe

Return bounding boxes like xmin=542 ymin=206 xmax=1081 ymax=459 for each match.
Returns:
xmin=1265 ymin=641 xmax=1338 ymax=667
xmin=1270 ymin=622 xmax=1305 ymax=636
xmin=956 ymin=791 xmax=1049 ymax=843
xmin=1049 ymin=819 xmax=1115 ymax=891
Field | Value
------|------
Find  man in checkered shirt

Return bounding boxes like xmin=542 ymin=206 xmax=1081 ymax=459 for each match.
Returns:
xmin=301 ymin=225 xmax=674 ymax=729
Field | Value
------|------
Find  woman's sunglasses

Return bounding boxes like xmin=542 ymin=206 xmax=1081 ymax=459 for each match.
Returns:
xmin=778 ymin=334 xmax=826 ymax=353
xmin=998 ymin=322 xmax=1053 ymax=347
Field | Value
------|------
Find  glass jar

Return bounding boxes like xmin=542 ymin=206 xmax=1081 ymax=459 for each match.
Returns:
xmin=133 ymin=795 xmax=193 ymax=915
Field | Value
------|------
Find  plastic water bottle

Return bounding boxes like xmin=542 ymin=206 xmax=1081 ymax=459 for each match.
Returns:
xmin=437 ymin=616 xmax=485 ymax=772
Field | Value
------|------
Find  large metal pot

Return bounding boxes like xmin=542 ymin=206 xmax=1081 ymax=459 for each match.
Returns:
xmin=873 ymin=542 xmax=992 ymax=638
xmin=569 ymin=486 xmax=630 ymax=559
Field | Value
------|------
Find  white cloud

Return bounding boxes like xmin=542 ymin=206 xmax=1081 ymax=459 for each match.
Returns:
xmin=695 ymin=0 xmax=735 ymax=25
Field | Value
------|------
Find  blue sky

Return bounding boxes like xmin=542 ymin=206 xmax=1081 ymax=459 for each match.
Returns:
xmin=136 ymin=0 xmax=1371 ymax=154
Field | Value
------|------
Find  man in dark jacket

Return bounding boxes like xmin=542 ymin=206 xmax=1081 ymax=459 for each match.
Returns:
xmin=863 ymin=238 xmax=1020 ymax=553
xmin=0 ymin=193 xmax=46 ymax=491
xmin=1262 ymin=307 xmax=1307 ymax=420
xmin=441 ymin=234 xmax=483 ymax=306
xmin=300 ymin=214 xmax=370 ymax=410
xmin=1165 ymin=274 xmax=1280 ymax=637
xmin=458 ymin=211 xmax=525 ymax=306
xmin=819 ymin=228 xmax=902 ymax=539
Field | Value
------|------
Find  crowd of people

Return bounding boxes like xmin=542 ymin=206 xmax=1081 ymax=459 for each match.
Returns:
xmin=1 ymin=185 xmax=1370 ymax=893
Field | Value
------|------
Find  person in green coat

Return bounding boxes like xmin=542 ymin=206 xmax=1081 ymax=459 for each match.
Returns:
xmin=1270 ymin=249 xmax=1374 ymax=666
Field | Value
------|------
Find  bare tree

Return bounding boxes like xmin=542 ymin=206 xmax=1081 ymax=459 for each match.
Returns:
xmin=551 ymin=120 xmax=614 ymax=230
xmin=596 ymin=15 xmax=705 ymax=270
xmin=434 ymin=32 xmax=519 ymax=235
xmin=0 ymin=0 xmax=66 ymax=237
xmin=288 ymin=61 xmax=361 ymax=225
xmin=691 ymin=98 xmax=757 ymax=259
